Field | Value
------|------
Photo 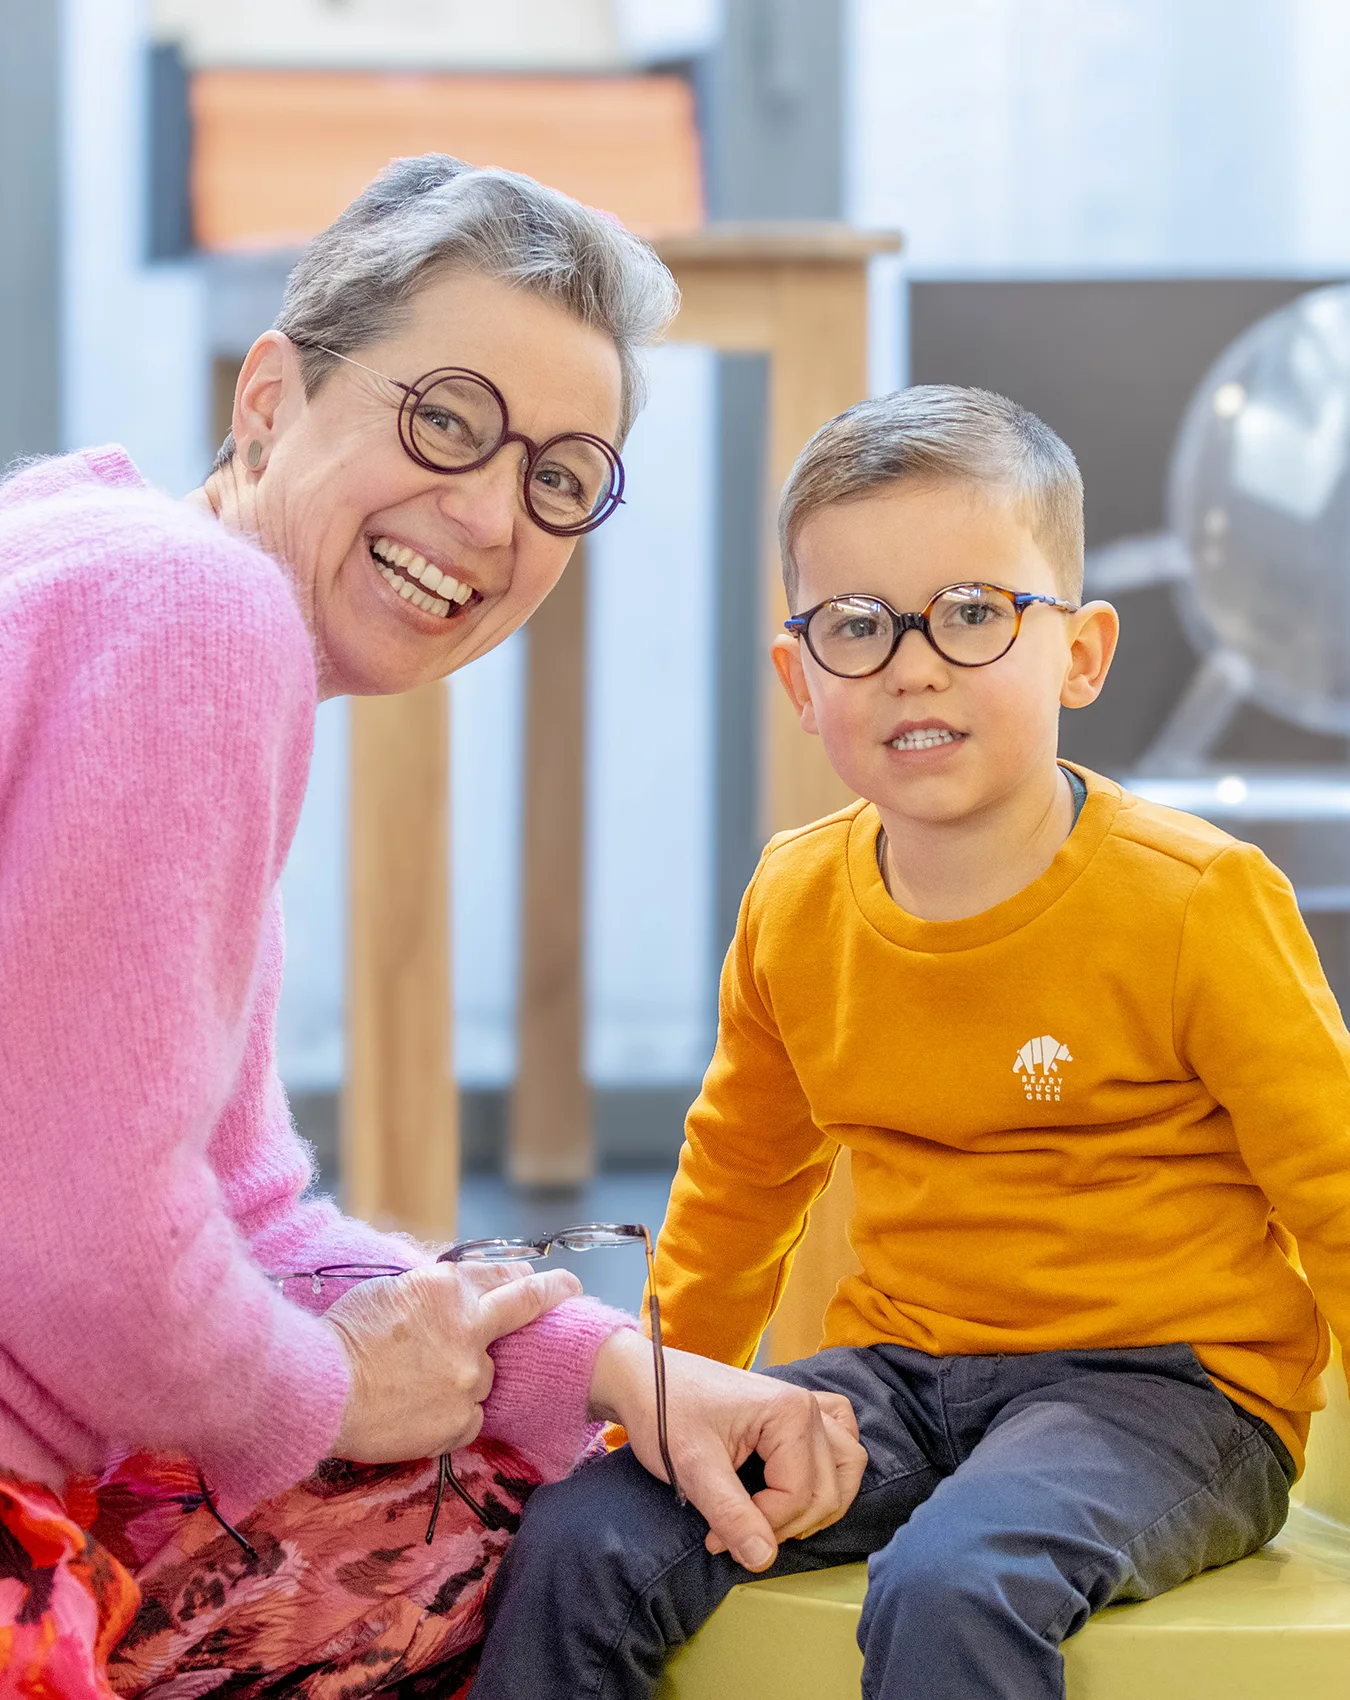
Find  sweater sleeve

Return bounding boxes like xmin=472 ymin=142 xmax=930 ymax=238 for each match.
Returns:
xmin=1174 ymin=844 xmax=1350 ymax=1391
xmin=481 ymin=1297 xmax=637 ymax=1481
xmin=0 ymin=520 xmax=349 ymax=1519
xmin=654 ymin=867 xmax=840 ymax=1369
xmin=208 ymin=899 xmax=433 ymax=1304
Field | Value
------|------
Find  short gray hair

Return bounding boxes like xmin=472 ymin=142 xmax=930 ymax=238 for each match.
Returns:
xmin=216 ymin=155 xmax=679 ymax=470
xmin=779 ymin=385 xmax=1084 ymax=605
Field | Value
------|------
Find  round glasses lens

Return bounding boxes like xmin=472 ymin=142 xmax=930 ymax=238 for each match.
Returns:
xmin=929 ymin=585 xmax=1018 ymax=664
xmin=526 ymin=436 xmax=621 ymax=531
xmin=550 ymin=1227 xmax=641 ymax=1252
xmin=806 ymin=597 xmax=897 ymax=676
xmin=440 ymin=1239 xmax=544 ymax=1263
xmin=407 ymin=374 xmax=506 ymax=469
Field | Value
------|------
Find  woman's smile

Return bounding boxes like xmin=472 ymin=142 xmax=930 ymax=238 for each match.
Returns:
xmin=366 ymin=532 xmax=481 ymax=620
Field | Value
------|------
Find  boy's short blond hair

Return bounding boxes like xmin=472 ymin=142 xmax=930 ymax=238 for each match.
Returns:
xmin=778 ymin=385 xmax=1085 ymax=608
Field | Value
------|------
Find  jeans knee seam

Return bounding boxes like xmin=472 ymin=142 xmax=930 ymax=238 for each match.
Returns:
xmin=1118 ymin=1428 xmax=1269 ymax=1565
xmin=588 ymin=1535 xmax=725 ymax=1700
xmin=858 ymin=1463 xmax=937 ymax=1498
xmin=1056 ymin=1427 xmax=1275 ymax=1626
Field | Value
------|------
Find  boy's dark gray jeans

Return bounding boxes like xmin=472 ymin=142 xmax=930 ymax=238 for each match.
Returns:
xmin=472 ymin=1342 xmax=1294 ymax=1700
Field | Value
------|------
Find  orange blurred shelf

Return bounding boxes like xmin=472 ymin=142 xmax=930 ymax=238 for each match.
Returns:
xmin=191 ymin=69 xmax=704 ymax=250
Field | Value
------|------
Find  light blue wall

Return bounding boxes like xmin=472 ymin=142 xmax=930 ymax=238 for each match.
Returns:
xmin=849 ymin=0 xmax=1350 ymax=278
xmin=62 ymin=0 xmax=208 ymax=495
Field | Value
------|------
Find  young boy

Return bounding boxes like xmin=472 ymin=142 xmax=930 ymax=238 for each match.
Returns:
xmin=472 ymin=387 xmax=1350 ymax=1700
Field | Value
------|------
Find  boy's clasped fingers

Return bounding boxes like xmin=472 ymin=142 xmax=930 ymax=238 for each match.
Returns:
xmin=740 ymin=1387 xmax=866 ymax=1546
xmin=700 ymin=1382 xmax=866 ymax=1561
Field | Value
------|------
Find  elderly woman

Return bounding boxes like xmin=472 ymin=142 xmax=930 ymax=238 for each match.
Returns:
xmin=0 ymin=157 xmax=864 ymax=1697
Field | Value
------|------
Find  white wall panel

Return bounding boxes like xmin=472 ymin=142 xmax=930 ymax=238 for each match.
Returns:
xmin=585 ymin=344 xmax=718 ymax=1084
xmin=847 ymin=0 xmax=1336 ymax=276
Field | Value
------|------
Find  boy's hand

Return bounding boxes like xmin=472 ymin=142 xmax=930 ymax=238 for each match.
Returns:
xmin=587 ymin=1331 xmax=867 ymax=1571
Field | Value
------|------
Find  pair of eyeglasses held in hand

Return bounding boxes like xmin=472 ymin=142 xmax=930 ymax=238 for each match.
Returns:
xmin=251 ymin=1224 xmax=678 ymax=1552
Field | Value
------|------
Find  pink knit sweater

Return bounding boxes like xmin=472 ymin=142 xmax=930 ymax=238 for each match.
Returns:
xmin=0 ymin=448 xmax=631 ymax=1520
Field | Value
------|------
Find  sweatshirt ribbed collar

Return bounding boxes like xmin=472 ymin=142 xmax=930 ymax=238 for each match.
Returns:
xmin=846 ymin=763 xmax=1123 ymax=953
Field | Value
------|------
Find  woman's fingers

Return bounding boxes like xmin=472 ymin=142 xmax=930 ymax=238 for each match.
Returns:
xmin=323 ymin=1262 xmax=579 ymax=1464
xmin=457 ymin=1261 xmax=535 ymax=1295
xmin=476 ymin=1267 xmax=582 ymax=1344
xmin=764 ymin=1407 xmax=867 ymax=1542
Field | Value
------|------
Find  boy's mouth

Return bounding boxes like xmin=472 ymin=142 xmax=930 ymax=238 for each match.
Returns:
xmin=368 ymin=534 xmax=481 ymax=620
xmin=888 ymin=725 xmax=966 ymax=752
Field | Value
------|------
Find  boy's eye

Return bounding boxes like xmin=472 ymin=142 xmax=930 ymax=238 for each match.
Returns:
xmin=836 ymin=614 xmax=883 ymax=641
xmin=937 ymin=593 xmax=1012 ymax=629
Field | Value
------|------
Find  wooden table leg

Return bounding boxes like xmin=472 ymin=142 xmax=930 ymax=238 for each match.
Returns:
xmin=761 ymin=264 xmax=870 ymax=1361
xmin=510 ymin=543 xmax=593 ymax=1187
xmin=343 ymin=682 xmax=458 ymax=1239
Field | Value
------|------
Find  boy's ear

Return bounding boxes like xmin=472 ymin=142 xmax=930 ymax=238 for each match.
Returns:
xmin=770 ymin=634 xmax=821 ymax=736
xmin=1060 ymin=600 xmax=1120 ymax=710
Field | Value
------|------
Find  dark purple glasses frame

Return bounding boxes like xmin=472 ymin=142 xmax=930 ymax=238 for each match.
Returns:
xmin=296 ymin=343 xmax=625 ymax=537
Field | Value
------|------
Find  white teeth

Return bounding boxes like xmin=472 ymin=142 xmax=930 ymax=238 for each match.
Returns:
xmin=372 ymin=537 xmax=468 ymax=617
xmin=891 ymin=728 xmax=959 ymax=751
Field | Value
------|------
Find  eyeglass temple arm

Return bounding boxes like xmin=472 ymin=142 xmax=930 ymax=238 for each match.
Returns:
xmin=642 ymin=1233 xmax=685 ymax=1506
xmin=1013 ymin=592 xmax=1081 ymax=612
xmin=299 ymin=342 xmax=419 ymax=401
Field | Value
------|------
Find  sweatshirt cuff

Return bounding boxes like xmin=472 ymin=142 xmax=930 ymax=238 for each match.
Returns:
xmin=483 ymin=1297 xmax=638 ymax=1482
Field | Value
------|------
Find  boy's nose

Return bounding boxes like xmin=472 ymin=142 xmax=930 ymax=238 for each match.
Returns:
xmin=881 ymin=626 xmax=950 ymax=692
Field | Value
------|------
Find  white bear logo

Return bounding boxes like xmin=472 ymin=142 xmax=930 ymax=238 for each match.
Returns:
xmin=1013 ymin=1035 xmax=1073 ymax=1075
xmin=1014 ymin=1035 xmax=1073 ymax=1102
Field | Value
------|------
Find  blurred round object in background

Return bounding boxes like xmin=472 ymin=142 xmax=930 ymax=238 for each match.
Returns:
xmin=1169 ymin=283 xmax=1350 ymax=734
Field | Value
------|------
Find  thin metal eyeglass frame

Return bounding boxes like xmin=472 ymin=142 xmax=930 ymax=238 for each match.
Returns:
xmin=266 ymin=1260 xmax=510 ymax=1546
xmin=188 ymin=1265 xmax=414 ymax=1559
xmin=294 ymin=343 xmax=625 ymax=537
xmin=784 ymin=582 xmax=1080 ymax=677
xmin=436 ymin=1223 xmax=683 ymax=1537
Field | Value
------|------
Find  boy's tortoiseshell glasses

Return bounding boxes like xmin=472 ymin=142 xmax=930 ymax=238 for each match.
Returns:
xmin=785 ymin=582 xmax=1079 ymax=676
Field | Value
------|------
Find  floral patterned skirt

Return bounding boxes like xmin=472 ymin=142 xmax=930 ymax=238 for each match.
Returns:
xmin=0 ymin=1441 xmax=538 ymax=1699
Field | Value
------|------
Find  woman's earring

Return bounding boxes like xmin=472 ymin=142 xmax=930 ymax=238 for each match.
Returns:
xmin=246 ymin=440 xmax=263 ymax=469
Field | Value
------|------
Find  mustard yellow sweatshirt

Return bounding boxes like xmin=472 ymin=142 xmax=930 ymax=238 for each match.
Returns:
xmin=656 ymin=768 xmax=1350 ymax=1467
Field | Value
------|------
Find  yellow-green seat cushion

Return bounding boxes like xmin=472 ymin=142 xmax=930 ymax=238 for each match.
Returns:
xmin=661 ymin=1354 xmax=1350 ymax=1700
xmin=659 ymin=1505 xmax=1350 ymax=1700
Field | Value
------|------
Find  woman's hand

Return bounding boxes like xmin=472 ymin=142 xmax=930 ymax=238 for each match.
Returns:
xmin=323 ymin=1263 xmax=582 ymax=1463
xmin=587 ymin=1332 xmax=867 ymax=1573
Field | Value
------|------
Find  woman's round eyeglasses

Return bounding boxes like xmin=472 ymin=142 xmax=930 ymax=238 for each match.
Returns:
xmin=211 ymin=1225 xmax=678 ymax=1556
xmin=784 ymin=582 xmax=1079 ymax=677
xmin=294 ymin=343 xmax=625 ymax=537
